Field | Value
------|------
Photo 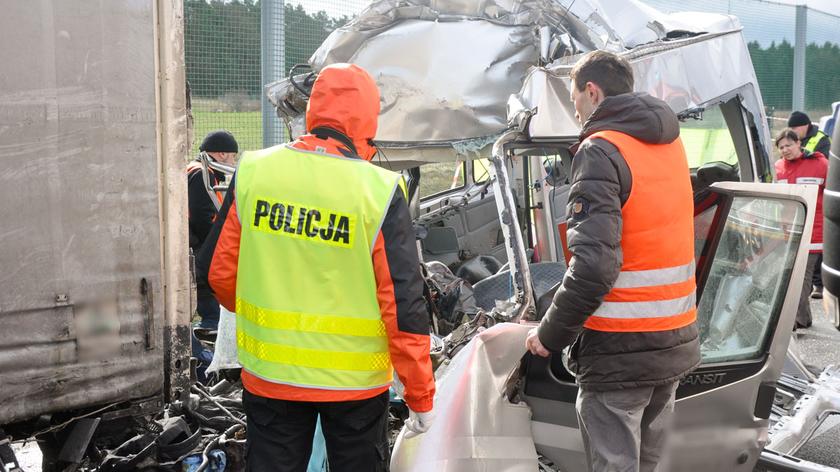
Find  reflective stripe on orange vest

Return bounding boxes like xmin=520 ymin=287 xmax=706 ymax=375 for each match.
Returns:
xmin=186 ymin=161 xmax=224 ymax=207
xmin=582 ymin=130 xmax=697 ymax=333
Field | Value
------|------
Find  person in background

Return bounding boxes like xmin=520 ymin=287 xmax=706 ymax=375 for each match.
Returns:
xmin=775 ymin=128 xmax=829 ymax=328
xmin=788 ymin=112 xmax=832 ymax=299
xmin=188 ymin=130 xmax=238 ymax=331
xmin=789 ymin=111 xmax=832 ymax=157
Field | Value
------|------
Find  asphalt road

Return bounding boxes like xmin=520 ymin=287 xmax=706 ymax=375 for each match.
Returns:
xmin=786 ymin=297 xmax=840 ymax=469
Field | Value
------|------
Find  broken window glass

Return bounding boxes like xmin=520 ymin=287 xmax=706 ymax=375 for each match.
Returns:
xmin=696 ymin=197 xmax=805 ymax=363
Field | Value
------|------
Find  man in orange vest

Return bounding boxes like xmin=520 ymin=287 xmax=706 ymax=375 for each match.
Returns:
xmin=526 ymin=51 xmax=700 ymax=471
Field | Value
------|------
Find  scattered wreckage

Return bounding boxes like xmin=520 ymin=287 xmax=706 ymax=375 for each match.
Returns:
xmin=3 ymin=1 xmax=840 ymax=471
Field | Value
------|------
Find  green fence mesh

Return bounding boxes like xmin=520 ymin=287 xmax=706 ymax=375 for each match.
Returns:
xmin=184 ymin=0 xmax=369 ymax=155
xmin=646 ymin=0 xmax=840 ymax=139
xmin=185 ymin=0 xmax=840 ymax=156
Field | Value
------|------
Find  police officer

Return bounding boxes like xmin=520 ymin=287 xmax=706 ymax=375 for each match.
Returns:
xmin=788 ymin=111 xmax=831 ymax=157
xmin=788 ymin=111 xmax=831 ymax=298
xmin=200 ymin=64 xmax=435 ymax=471
xmin=526 ymin=51 xmax=700 ymax=472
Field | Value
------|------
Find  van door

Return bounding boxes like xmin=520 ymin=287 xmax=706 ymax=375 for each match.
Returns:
xmin=523 ymin=181 xmax=817 ymax=472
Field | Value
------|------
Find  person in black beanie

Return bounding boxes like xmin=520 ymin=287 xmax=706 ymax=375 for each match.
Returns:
xmin=788 ymin=111 xmax=831 ymax=157
xmin=787 ymin=113 xmax=831 ymax=299
xmin=187 ymin=130 xmax=238 ymax=331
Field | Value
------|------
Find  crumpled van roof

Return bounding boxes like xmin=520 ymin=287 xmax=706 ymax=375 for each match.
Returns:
xmin=268 ymin=0 xmax=769 ymax=169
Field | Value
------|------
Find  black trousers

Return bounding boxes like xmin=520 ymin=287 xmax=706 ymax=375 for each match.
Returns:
xmin=242 ymin=389 xmax=390 ymax=472
xmin=812 ymin=253 xmax=823 ymax=289
xmin=797 ymin=253 xmax=820 ymax=328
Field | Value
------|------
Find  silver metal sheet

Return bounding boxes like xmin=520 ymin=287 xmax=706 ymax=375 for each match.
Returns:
xmin=518 ymin=30 xmax=773 ymax=161
xmin=268 ymin=0 xmax=745 ymax=166
xmin=0 ymin=0 xmax=165 ymax=424
xmin=390 ymin=322 xmax=538 ymax=471
xmin=313 ymin=18 xmax=538 ymax=146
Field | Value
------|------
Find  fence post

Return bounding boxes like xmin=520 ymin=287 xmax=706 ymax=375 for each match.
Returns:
xmin=793 ymin=4 xmax=807 ymax=112
xmin=261 ymin=0 xmax=285 ymax=147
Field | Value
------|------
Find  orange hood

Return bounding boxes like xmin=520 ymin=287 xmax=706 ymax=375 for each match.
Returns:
xmin=305 ymin=63 xmax=380 ymax=160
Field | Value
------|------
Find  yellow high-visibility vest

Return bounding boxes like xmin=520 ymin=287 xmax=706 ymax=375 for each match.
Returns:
xmin=803 ymin=130 xmax=828 ymax=153
xmin=235 ymin=144 xmax=405 ymax=390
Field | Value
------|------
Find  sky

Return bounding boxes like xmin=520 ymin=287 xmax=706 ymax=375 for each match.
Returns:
xmin=288 ymin=0 xmax=840 ymax=48
xmin=644 ymin=0 xmax=840 ymax=47
xmin=769 ymin=0 xmax=840 ymax=16
xmin=287 ymin=0 xmax=367 ymax=19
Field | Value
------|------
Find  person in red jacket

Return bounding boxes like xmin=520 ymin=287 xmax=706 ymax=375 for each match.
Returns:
xmin=196 ymin=63 xmax=435 ymax=471
xmin=775 ymin=128 xmax=828 ymax=329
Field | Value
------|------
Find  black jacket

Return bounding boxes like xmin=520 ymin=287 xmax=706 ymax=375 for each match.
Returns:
xmin=188 ymin=163 xmax=225 ymax=297
xmin=188 ymin=164 xmax=225 ymax=251
xmin=537 ymin=92 xmax=701 ymax=391
xmin=804 ymin=124 xmax=831 ymax=157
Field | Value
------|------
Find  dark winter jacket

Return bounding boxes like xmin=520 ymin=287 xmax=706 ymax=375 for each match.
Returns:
xmin=188 ymin=164 xmax=225 ymax=298
xmin=537 ymin=92 xmax=701 ymax=391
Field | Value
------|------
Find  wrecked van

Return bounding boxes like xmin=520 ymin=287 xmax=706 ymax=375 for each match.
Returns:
xmin=268 ymin=0 xmax=840 ymax=470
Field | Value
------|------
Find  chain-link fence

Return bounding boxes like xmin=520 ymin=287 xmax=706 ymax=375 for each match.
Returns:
xmin=646 ymin=0 xmax=840 ymax=139
xmin=184 ymin=0 xmax=369 ymax=155
xmin=185 ymin=0 xmax=840 ymax=155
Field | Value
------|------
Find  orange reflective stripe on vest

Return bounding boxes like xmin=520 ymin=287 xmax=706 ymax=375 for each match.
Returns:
xmin=583 ymin=130 xmax=697 ymax=333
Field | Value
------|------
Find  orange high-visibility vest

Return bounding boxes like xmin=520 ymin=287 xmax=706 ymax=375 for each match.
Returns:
xmin=583 ymin=131 xmax=697 ymax=332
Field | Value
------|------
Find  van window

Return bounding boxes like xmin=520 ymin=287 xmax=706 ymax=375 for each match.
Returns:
xmin=419 ymin=162 xmax=466 ymax=199
xmin=474 ymin=159 xmax=491 ymax=183
xmin=681 ymin=106 xmax=738 ymax=169
xmin=695 ymin=197 xmax=805 ymax=363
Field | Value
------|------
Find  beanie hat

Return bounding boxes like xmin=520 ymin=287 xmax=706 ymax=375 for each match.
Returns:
xmin=199 ymin=130 xmax=239 ymax=153
xmin=787 ymin=111 xmax=811 ymax=127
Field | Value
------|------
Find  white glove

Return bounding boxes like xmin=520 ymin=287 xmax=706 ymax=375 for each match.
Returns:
xmin=404 ymin=409 xmax=435 ymax=438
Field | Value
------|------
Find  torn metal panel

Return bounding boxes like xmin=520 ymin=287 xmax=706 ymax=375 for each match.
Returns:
xmin=391 ymin=323 xmax=538 ymax=471
xmin=312 ymin=16 xmax=539 ymax=146
xmin=768 ymin=366 xmax=840 ymax=456
xmin=267 ymin=0 xmax=746 ymax=166
xmin=516 ymin=30 xmax=771 ymax=154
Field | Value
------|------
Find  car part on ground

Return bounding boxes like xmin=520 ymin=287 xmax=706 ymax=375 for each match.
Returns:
xmin=757 ymin=449 xmax=840 ymax=472
xmin=95 ymin=380 xmax=247 ymax=471
xmin=769 ymin=366 xmax=840 ymax=458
